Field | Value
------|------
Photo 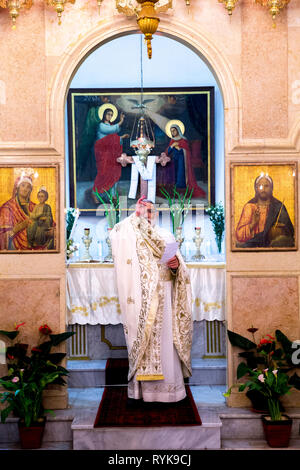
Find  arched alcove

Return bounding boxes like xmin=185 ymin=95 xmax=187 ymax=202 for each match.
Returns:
xmin=49 ymin=17 xmax=239 ymax=156
xmin=56 ymin=17 xmax=240 ymax=396
xmin=65 ymin=33 xmax=225 ymax=257
xmin=49 ymin=17 xmax=240 ymax=259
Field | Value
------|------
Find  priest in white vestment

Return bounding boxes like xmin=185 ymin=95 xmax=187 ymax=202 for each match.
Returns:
xmin=110 ymin=196 xmax=193 ymax=403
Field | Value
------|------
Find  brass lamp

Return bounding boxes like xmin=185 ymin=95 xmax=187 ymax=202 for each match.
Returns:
xmin=255 ymin=0 xmax=290 ymax=24
xmin=46 ymin=0 xmax=75 ymax=25
xmin=0 ymin=0 xmax=33 ymax=29
xmin=130 ymin=35 xmax=155 ymax=163
xmin=136 ymin=0 xmax=160 ymax=59
xmin=97 ymin=0 xmax=103 ymax=14
xmin=218 ymin=0 xmax=239 ymax=15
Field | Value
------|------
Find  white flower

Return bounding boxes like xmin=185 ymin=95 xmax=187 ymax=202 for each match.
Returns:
xmin=272 ymin=370 xmax=278 ymax=376
xmin=258 ymin=374 xmax=265 ymax=383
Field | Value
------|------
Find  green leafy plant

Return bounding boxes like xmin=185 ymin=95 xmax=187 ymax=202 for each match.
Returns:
xmin=160 ymin=186 xmax=194 ymax=234
xmin=93 ymin=188 xmax=120 ymax=229
xmin=205 ymin=203 xmax=225 ymax=253
xmin=65 ymin=207 xmax=80 ymax=241
xmin=0 ymin=323 xmax=75 ymax=427
xmin=224 ymin=328 xmax=300 ymax=420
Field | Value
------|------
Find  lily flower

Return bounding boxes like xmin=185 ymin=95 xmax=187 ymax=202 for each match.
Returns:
xmin=247 ymin=327 xmax=258 ymax=334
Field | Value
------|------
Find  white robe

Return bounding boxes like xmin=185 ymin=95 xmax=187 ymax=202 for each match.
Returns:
xmin=128 ymin=227 xmax=187 ymax=403
xmin=128 ymin=286 xmax=187 ymax=402
xmin=110 ymin=215 xmax=193 ymax=403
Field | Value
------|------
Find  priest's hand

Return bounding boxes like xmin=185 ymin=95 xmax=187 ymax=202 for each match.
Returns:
xmin=167 ymin=255 xmax=179 ymax=270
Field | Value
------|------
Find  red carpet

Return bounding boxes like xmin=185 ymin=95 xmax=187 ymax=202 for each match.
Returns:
xmin=94 ymin=359 xmax=202 ymax=428
xmin=105 ymin=358 xmax=129 ymax=385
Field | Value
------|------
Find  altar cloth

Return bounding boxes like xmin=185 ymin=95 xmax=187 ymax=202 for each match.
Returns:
xmin=66 ymin=262 xmax=225 ymax=325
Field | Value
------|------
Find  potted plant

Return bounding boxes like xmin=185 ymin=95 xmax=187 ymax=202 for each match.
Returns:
xmin=224 ymin=327 xmax=300 ymax=447
xmin=0 ymin=323 xmax=75 ymax=449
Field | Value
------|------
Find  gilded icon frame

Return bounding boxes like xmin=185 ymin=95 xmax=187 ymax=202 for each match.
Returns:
xmin=0 ymin=164 xmax=60 ymax=253
xmin=230 ymin=162 xmax=298 ymax=251
xmin=67 ymin=87 xmax=215 ymax=214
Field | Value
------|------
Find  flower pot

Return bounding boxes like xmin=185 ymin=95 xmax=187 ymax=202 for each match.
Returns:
xmin=18 ymin=417 xmax=46 ymax=449
xmin=262 ymin=415 xmax=293 ymax=448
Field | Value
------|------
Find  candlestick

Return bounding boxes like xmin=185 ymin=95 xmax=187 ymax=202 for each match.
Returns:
xmin=81 ymin=228 xmax=92 ymax=261
xmin=175 ymin=226 xmax=186 ymax=261
xmin=104 ymin=227 xmax=113 ymax=262
xmin=192 ymin=227 xmax=205 ymax=261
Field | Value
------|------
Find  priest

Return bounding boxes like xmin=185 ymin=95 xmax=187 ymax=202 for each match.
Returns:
xmin=110 ymin=196 xmax=193 ymax=403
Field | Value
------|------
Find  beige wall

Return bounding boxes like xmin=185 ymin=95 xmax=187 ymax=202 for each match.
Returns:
xmin=0 ymin=0 xmax=300 ymax=408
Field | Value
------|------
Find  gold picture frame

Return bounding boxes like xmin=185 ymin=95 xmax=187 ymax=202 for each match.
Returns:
xmin=231 ymin=162 xmax=298 ymax=251
xmin=0 ymin=164 xmax=60 ymax=253
xmin=67 ymin=87 xmax=215 ymax=214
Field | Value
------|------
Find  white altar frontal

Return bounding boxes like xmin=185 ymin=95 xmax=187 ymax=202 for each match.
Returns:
xmin=66 ymin=262 xmax=225 ymax=325
xmin=66 ymin=262 xmax=226 ymax=360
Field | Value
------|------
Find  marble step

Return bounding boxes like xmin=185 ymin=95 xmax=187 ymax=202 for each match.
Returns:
xmin=0 ymin=409 xmax=75 ymax=445
xmin=2 ymin=398 xmax=300 ymax=450
xmin=67 ymin=358 xmax=227 ymax=388
xmin=71 ymin=408 xmax=222 ymax=450
xmin=222 ymin=438 xmax=300 ymax=450
xmin=219 ymin=406 xmax=300 ymax=442
xmin=0 ymin=386 xmax=226 ymax=449
xmin=0 ymin=441 xmax=73 ymax=450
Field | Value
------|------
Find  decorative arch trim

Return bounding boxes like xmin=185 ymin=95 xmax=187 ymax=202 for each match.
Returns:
xmin=48 ymin=16 xmax=239 ymax=155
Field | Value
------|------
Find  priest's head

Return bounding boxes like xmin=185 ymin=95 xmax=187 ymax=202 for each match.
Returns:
xmin=135 ymin=196 xmax=157 ymax=225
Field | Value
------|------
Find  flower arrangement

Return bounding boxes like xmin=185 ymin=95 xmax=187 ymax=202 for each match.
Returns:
xmin=66 ymin=238 xmax=78 ymax=260
xmin=224 ymin=327 xmax=300 ymax=420
xmin=93 ymin=188 xmax=120 ymax=229
xmin=65 ymin=207 xmax=80 ymax=260
xmin=0 ymin=322 xmax=75 ymax=427
xmin=160 ymin=186 xmax=194 ymax=234
xmin=205 ymin=202 xmax=225 ymax=253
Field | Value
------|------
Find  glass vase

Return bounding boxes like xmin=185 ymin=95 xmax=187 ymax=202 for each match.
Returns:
xmin=216 ymin=236 xmax=222 ymax=254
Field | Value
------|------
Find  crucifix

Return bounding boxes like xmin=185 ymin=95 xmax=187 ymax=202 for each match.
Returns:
xmin=117 ymin=151 xmax=170 ymax=203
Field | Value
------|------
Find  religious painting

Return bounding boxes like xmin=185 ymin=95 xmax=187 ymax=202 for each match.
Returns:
xmin=231 ymin=162 xmax=297 ymax=251
xmin=67 ymin=87 xmax=215 ymax=214
xmin=0 ymin=164 xmax=60 ymax=253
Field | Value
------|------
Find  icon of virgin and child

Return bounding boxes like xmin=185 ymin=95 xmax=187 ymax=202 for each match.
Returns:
xmin=0 ymin=174 xmax=56 ymax=251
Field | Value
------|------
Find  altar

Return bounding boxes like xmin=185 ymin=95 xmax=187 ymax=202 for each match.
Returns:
xmin=66 ymin=262 xmax=226 ymax=360
xmin=66 ymin=261 xmax=226 ymax=325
